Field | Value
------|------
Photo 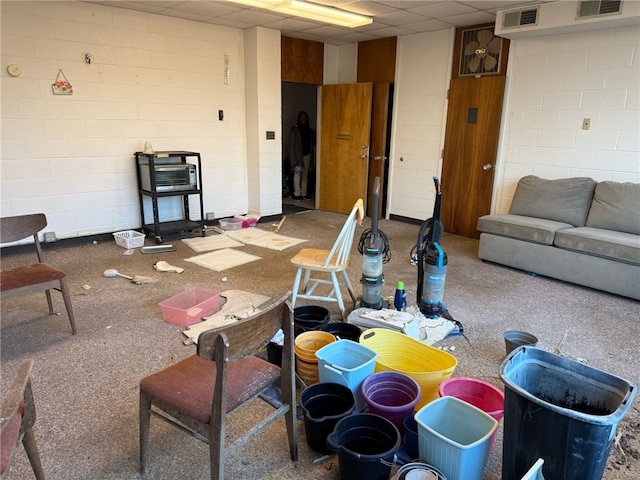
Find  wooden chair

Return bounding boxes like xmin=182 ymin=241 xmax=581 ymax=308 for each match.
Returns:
xmin=0 ymin=214 xmax=77 ymax=334
xmin=0 ymin=359 xmax=45 ymax=480
xmin=139 ymin=292 xmax=297 ymax=480
xmin=290 ymin=199 xmax=364 ymax=318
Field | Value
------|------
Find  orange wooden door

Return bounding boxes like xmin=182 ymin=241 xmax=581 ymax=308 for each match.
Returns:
xmin=440 ymin=75 xmax=506 ymax=238
xmin=319 ymin=83 xmax=373 ymax=214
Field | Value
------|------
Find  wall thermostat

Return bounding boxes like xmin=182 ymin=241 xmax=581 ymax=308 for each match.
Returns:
xmin=7 ymin=64 xmax=22 ymax=77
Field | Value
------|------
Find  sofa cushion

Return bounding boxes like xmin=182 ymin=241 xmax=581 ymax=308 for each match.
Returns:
xmin=586 ymin=181 xmax=640 ymax=235
xmin=509 ymin=175 xmax=597 ymax=226
xmin=555 ymin=227 xmax=640 ymax=266
xmin=477 ymin=214 xmax=573 ymax=245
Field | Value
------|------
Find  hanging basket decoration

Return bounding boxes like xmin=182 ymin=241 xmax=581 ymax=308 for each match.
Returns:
xmin=52 ymin=69 xmax=73 ymax=95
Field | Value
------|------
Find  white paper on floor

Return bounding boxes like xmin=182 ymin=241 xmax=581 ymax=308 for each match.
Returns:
xmin=347 ymin=305 xmax=456 ymax=345
xmin=182 ymin=289 xmax=271 ymax=345
xmin=182 ymin=235 xmax=244 ymax=252
xmin=226 ymin=228 xmax=307 ymax=251
xmin=184 ymin=248 xmax=261 ymax=272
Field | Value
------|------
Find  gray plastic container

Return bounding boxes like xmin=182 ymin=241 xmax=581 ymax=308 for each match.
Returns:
xmin=499 ymin=346 xmax=636 ymax=480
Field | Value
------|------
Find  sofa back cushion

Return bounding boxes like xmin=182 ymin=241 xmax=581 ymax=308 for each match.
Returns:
xmin=509 ymin=175 xmax=597 ymax=226
xmin=586 ymin=181 xmax=640 ymax=235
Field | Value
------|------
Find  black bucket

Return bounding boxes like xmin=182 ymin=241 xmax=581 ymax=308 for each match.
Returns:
xmin=300 ymin=382 xmax=356 ymax=454
xmin=294 ymin=305 xmax=330 ymax=337
xmin=321 ymin=322 xmax=362 ymax=342
xmin=266 ymin=342 xmax=283 ymax=367
xmin=327 ymin=413 xmax=401 ymax=480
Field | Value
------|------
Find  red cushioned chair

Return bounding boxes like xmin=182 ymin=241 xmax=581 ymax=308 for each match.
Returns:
xmin=139 ymin=292 xmax=297 ymax=480
xmin=0 ymin=213 xmax=76 ymax=334
xmin=0 ymin=359 xmax=45 ymax=480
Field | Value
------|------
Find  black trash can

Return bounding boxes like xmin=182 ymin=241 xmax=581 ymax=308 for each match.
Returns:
xmin=499 ymin=346 xmax=637 ymax=480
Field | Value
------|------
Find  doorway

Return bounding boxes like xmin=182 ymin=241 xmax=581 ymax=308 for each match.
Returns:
xmin=282 ymin=82 xmax=318 ymax=212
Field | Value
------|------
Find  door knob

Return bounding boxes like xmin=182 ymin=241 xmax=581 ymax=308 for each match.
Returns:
xmin=483 ymin=164 xmax=493 ymax=171
xmin=374 ymin=156 xmax=388 ymax=161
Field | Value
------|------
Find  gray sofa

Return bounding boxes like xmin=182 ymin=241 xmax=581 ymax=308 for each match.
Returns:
xmin=477 ymin=175 xmax=640 ymax=300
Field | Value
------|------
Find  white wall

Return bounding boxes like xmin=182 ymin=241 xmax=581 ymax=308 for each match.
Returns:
xmin=389 ymin=29 xmax=453 ymax=220
xmin=1 ymin=1 xmax=251 ymax=239
xmin=493 ymin=25 xmax=640 ymax=213
xmin=388 ymin=25 xmax=639 ymax=221
xmin=2 ymin=2 xmax=638 ymax=240
xmin=243 ymin=27 xmax=282 ymax=218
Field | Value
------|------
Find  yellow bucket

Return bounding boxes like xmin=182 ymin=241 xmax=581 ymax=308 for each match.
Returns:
xmin=359 ymin=328 xmax=457 ymax=408
xmin=295 ymin=330 xmax=335 ymax=384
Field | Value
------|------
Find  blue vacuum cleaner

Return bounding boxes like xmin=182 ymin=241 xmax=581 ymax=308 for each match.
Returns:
xmin=415 ymin=177 xmax=463 ymax=334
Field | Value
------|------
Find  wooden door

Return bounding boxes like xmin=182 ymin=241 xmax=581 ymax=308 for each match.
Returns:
xmin=319 ymin=83 xmax=373 ymax=214
xmin=441 ymin=24 xmax=509 ymax=239
xmin=367 ymin=83 xmax=390 ymax=219
xmin=441 ymin=76 xmax=505 ymax=238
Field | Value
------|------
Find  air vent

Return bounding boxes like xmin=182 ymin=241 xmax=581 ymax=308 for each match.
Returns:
xmin=577 ymin=0 xmax=623 ymax=18
xmin=502 ymin=7 xmax=539 ymax=29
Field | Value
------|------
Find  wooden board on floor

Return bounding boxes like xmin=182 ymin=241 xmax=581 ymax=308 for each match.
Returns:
xmin=182 ymin=289 xmax=271 ymax=344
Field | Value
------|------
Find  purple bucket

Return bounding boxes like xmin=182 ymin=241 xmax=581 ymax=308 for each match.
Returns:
xmin=362 ymin=371 xmax=421 ymax=433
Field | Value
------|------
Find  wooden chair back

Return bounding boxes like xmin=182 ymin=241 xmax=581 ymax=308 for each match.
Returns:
xmin=0 ymin=359 xmax=45 ymax=480
xmin=0 ymin=213 xmax=77 ymax=334
xmin=0 ymin=213 xmax=48 ymax=261
xmin=322 ymin=198 xmax=364 ymax=268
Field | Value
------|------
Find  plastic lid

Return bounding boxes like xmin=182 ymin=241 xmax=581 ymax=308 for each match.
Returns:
xmin=396 ymin=281 xmax=405 ymax=290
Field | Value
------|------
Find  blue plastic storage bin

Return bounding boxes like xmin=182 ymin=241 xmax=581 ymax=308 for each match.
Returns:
xmin=415 ymin=395 xmax=498 ymax=480
xmin=315 ymin=339 xmax=378 ymax=412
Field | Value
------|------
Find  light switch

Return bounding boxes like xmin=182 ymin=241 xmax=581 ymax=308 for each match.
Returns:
xmin=218 ymin=110 xmax=224 ymax=121
xmin=582 ymin=118 xmax=591 ymax=130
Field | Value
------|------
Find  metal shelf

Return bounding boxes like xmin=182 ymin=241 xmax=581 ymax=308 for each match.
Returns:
xmin=135 ymin=151 xmax=205 ymax=244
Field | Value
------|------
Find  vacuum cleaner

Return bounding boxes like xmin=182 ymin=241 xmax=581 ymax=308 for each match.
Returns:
xmin=358 ymin=177 xmax=390 ymax=309
xmin=414 ymin=177 xmax=463 ymax=334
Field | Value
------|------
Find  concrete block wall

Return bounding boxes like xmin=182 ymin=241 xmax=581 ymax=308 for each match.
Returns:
xmin=1 ymin=1 xmax=250 ymax=239
xmin=389 ymin=25 xmax=638 ymax=220
xmin=494 ymin=25 xmax=640 ymax=213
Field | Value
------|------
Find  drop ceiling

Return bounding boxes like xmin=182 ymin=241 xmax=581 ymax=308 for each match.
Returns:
xmin=86 ymin=1 xmax=554 ymax=45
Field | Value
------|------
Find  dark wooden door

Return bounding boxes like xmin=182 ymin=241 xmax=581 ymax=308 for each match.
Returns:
xmin=441 ymin=76 xmax=505 ymax=238
xmin=367 ymin=82 xmax=390 ymax=218
xmin=441 ymin=25 xmax=509 ymax=239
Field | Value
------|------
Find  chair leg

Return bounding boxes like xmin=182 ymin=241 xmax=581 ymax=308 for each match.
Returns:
xmin=291 ymin=268 xmax=303 ymax=308
xmin=301 ymin=269 xmax=312 ymax=292
xmin=22 ymin=428 xmax=45 ymax=480
xmin=59 ymin=277 xmax=77 ymax=334
xmin=209 ymin=423 xmax=224 ymax=480
xmin=330 ymin=272 xmax=345 ymax=315
xmin=139 ymin=392 xmax=152 ymax=475
xmin=44 ymin=289 xmax=54 ymax=315
xmin=341 ymin=270 xmax=357 ymax=306
xmin=280 ymin=358 xmax=298 ymax=461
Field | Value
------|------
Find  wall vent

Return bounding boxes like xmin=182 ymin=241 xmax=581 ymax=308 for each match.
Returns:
xmin=577 ymin=0 xmax=623 ymax=19
xmin=502 ymin=7 xmax=539 ymax=29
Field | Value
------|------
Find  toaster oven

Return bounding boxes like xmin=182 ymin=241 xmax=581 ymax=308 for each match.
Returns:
xmin=139 ymin=161 xmax=197 ymax=192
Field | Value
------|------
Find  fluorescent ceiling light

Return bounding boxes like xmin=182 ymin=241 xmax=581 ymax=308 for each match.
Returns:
xmin=229 ymin=0 xmax=373 ymax=28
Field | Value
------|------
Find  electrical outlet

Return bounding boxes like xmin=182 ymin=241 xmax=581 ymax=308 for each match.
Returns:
xmin=44 ymin=232 xmax=57 ymax=243
xmin=206 ymin=212 xmax=216 ymax=221
xmin=582 ymin=118 xmax=591 ymax=130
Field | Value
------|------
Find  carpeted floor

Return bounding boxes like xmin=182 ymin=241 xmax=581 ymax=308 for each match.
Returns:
xmin=1 ymin=209 xmax=639 ymax=480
